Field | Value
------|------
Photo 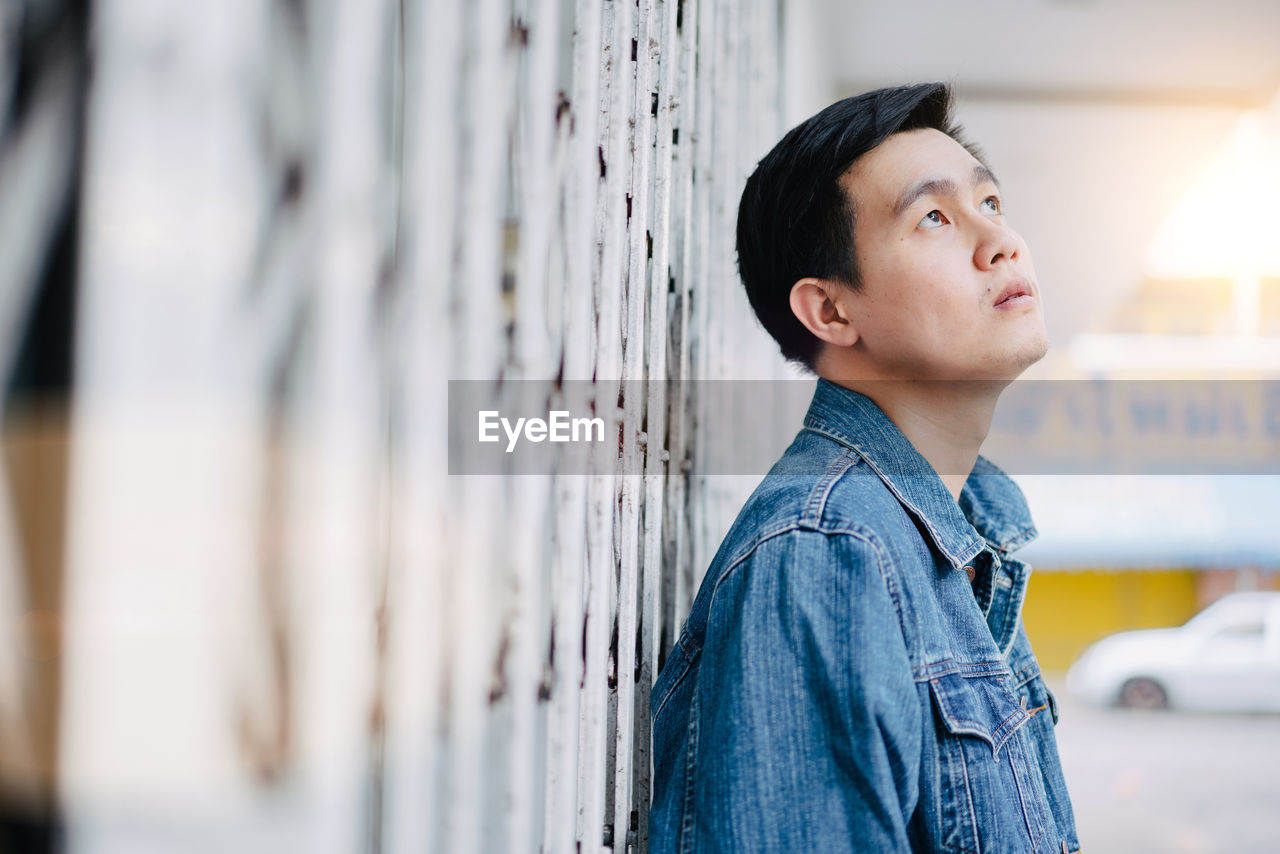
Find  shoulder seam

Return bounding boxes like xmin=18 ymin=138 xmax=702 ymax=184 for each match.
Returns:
xmin=703 ymin=524 xmax=912 ymax=666
xmin=799 ymin=449 xmax=861 ymax=528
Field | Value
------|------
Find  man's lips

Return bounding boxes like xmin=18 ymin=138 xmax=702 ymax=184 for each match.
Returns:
xmin=994 ymin=280 xmax=1034 ymax=307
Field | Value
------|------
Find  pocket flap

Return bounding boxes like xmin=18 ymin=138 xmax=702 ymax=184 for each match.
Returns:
xmin=927 ymin=671 xmax=1030 ymax=759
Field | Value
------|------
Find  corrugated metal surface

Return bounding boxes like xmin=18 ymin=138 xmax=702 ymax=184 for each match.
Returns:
xmin=0 ymin=0 xmax=789 ymax=850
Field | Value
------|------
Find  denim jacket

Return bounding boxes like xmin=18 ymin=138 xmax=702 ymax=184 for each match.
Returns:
xmin=650 ymin=379 xmax=1080 ymax=853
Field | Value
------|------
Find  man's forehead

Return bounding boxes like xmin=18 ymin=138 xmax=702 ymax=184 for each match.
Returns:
xmin=838 ymin=128 xmax=990 ymax=211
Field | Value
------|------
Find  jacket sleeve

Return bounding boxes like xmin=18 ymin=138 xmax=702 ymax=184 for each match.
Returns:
xmin=686 ymin=528 xmax=922 ymax=852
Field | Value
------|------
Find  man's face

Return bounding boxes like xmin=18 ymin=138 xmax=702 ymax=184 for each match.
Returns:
xmin=836 ymin=128 xmax=1048 ymax=381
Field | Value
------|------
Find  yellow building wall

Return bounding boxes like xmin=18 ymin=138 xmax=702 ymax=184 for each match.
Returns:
xmin=1021 ymin=568 xmax=1200 ymax=673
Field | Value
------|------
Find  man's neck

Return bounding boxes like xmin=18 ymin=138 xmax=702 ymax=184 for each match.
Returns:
xmin=829 ymin=378 xmax=1004 ymax=502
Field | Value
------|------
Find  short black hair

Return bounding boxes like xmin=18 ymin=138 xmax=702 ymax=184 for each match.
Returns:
xmin=736 ymin=83 xmax=981 ymax=370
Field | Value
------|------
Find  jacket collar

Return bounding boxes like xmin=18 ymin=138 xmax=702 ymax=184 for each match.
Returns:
xmin=802 ymin=378 xmax=1038 ymax=569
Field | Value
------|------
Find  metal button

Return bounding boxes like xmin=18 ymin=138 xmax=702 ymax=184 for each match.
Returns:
xmin=963 ymin=565 xmax=976 ymax=582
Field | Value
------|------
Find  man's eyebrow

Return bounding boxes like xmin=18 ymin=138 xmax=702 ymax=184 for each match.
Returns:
xmin=973 ymin=163 xmax=1000 ymax=190
xmin=892 ymin=177 xmax=956 ymax=219
xmin=891 ymin=164 xmax=1002 ymax=219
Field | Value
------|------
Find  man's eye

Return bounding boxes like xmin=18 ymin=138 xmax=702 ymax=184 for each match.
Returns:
xmin=980 ymin=196 xmax=1002 ymax=215
xmin=919 ymin=210 xmax=948 ymax=228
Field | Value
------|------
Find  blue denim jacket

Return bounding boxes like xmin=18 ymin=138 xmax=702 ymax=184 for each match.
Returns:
xmin=650 ymin=380 xmax=1080 ymax=853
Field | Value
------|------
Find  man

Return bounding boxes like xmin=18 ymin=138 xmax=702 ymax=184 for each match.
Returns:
xmin=649 ymin=84 xmax=1080 ymax=853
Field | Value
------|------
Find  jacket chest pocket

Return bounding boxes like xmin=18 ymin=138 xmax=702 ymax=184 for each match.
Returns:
xmin=926 ymin=670 xmax=1043 ymax=854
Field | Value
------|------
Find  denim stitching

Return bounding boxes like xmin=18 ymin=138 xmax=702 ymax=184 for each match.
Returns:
xmin=992 ymin=707 xmax=1031 ymax=759
xmin=918 ymin=659 xmax=1009 ymax=680
xmin=804 ymin=422 xmax=1037 ymax=554
xmin=721 ymin=520 xmax=809 ymax=572
xmin=709 ymin=526 xmax=907 ymax=665
xmin=860 ymin=453 xmax=986 ymax=568
xmin=938 ymin=735 xmax=980 ymax=854
xmin=652 ymin=641 xmax=699 ymax=722
xmin=995 ymin=566 xmax=1029 ymax=657
xmin=1006 ymin=736 xmax=1044 ymax=851
xmin=856 ymin=527 xmax=907 ymax=652
xmin=1011 ymin=660 xmax=1041 ymax=689
xmin=802 ymin=424 xmax=988 ymax=567
xmin=800 ymin=449 xmax=860 ymax=525
xmin=678 ymin=686 xmax=700 ymax=853
xmin=927 ymin=677 xmax=1031 ymax=760
xmin=957 ymin=743 xmax=979 ymax=854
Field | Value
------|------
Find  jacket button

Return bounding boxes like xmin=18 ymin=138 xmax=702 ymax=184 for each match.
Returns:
xmin=963 ymin=565 xmax=976 ymax=582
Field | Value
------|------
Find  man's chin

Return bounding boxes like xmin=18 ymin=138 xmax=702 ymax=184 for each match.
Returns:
xmin=1006 ymin=331 xmax=1050 ymax=376
xmin=1026 ymin=335 xmax=1051 ymax=368
xmin=972 ymin=342 xmax=1049 ymax=384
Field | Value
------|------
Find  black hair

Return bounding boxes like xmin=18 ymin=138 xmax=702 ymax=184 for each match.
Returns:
xmin=736 ymin=83 xmax=981 ymax=370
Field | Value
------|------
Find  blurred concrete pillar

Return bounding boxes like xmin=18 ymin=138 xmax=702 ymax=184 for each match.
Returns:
xmin=0 ymin=0 xmax=88 ymax=850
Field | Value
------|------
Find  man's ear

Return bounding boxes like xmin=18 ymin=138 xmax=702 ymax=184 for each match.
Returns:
xmin=789 ymin=278 xmax=859 ymax=348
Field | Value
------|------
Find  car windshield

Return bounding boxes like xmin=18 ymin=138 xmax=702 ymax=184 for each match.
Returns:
xmin=1182 ymin=594 xmax=1279 ymax=634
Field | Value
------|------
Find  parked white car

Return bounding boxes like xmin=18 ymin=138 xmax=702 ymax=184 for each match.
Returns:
xmin=1065 ymin=591 xmax=1280 ymax=712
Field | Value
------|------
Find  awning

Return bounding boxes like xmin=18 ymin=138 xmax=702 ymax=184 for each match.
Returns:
xmin=1014 ymin=475 xmax=1280 ymax=569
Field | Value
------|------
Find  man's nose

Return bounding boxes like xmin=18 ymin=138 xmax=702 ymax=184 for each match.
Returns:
xmin=974 ymin=218 xmax=1020 ymax=270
